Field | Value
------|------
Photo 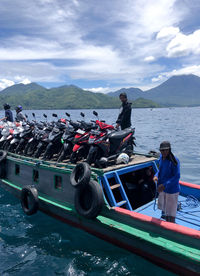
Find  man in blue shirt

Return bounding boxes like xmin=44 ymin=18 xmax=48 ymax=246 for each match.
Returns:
xmin=0 ymin=103 xmax=13 ymax=122
xmin=153 ymin=141 xmax=180 ymax=223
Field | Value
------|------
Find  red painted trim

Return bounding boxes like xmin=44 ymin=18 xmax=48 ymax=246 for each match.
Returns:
xmin=41 ymin=208 xmax=199 ymax=276
xmin=115 ymin=207 xmax=200 ymax=239
xmin=179 ymin=180 xmax=200 ymax=190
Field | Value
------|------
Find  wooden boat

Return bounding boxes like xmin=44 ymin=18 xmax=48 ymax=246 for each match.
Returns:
xmin=0 ymin=150 xmax=199 ymax=275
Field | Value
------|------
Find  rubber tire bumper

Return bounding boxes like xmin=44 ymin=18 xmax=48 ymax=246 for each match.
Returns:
xmin=70 ymin=162 xmax=91 ymax=188
xmin=21 ymin=186 xmax=39 ymax=216
xmin=74 ymin=180 xmax=104 ymax=219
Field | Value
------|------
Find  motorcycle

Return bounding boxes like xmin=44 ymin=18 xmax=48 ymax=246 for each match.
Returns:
xmin=69 ymin=112 xmax=96 ymax=164
xmin=86 ymin=111 xmax=136 ymax=167
xmin=42 ymin=119 xmax=67 ymax=160
xmin=57 ymin=113 xmax=81 ymax=162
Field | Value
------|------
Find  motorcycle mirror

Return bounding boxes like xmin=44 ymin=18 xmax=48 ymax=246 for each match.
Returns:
xmin=93 ymin=111 xmax=98 ymax=117
xmin=32 ymin=112 xmax=35 ymax=118
xmin=43 ymin=114 xmax=47 ymax=118
xmin=80 ymin=112 xmax=85 ymax=118
xmin=52 ymin=113 xmax=58 ymax=117
xmin=65 ymin=112 xmax=70 ymax=117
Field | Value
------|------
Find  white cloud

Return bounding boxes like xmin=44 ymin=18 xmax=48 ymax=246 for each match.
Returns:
xmin=0 ymin=0 xmax=199 ymax=89
xmin=20 ymin=78 xmax=31 ymax=85
xmin=0 ymin=79 xmax=15 ymax=90
xmin=84 ymin=87 xmax=113 ymax=93
xmin=166 ymin=29 xmax=200 ymax=57
xmin=156 ymin=26 xmax=180 ymax=40
xmin=144 ymin=56 xmax=155 ymax=62
xmin=151 ymin=65 xmax=200 ymax=85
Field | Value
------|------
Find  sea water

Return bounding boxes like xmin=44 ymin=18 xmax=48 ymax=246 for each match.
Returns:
xmin=0 ymin=107 xmax=200 ymax=275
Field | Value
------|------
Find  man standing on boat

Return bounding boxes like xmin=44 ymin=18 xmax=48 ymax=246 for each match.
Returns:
xmin=153 ymin=141 xmax=180 ymax=223
xmin=116 ymin=92 xmax=132 ymax=130
xmin=0 ymin=103 xmax=14 ymax=122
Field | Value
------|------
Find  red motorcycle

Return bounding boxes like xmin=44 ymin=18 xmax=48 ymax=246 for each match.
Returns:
xmin=86 ymin=111 xmax=135 ymax=167
xmin=70 ymin=112 xmax=96 ymax=163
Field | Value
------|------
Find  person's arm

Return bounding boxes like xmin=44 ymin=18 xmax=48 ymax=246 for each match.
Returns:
xmin=163 ymin=160 xmax=180 ymax=190
xmin=0 ymin=116 xmax=7 ymax=121
xmin=153 ymin=156 xmax=161 ymax=181
xmin=116 ymin=106 xmax=123 ymax=125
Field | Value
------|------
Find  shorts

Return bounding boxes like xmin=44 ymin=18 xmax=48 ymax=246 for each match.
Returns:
xmin=158 ymin=192 xmax=179 ymax=217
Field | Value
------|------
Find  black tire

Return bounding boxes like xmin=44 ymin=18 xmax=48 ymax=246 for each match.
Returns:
xmin=0 ymin=150 xmax=7 ymax=162
xmin=70 ymin=151 xmax=78 ymax=164
xmin=15 ymin=141 xmax=24 ymax=154
xmin=43 ymin=144 xmax=52 ymax=160
xmin=74 ymin=180 xmax=104 ymax=219
xmin=20 ymin=186 xmax=39 ymax=216
xmin=23 ymin=142 xmax=30 ymax=155
xmin=86 ymin=146 xmax=97 ymax=165
xmin=70 ymin=146 xmax=87 ymax=164
xmin=70 ymin=162 xmax=91 ymax=188
xmin=0 ymin=150 xmax=7 ymax=178
xmin=3 ymin=140 xmax=10 ymax=151
xmin=7 ymin=143 xmax=16 ymax=153
xmin=57 ymin=144 xmax=72 ymax=162
xmin=57 ymin=150 xmax=65 ymax=162
xmin=34 ymin=145 xmax=43 ymax=158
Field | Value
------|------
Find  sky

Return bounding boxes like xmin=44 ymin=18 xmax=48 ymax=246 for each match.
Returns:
xmin=0 ymin=0 xmax=200 ymax=92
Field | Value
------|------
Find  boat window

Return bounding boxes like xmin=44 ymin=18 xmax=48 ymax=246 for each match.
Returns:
xmin=33 ymin=169 xmax=39 ymax=183
xmin=15 ymin=164 xmax=20 ymax=175
xmin=54 ymin=175 xmax=62 ymax=190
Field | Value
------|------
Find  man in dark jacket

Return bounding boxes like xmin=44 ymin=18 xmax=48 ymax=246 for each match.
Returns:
xmin=116 ymin=92 xmax=132 ymax=130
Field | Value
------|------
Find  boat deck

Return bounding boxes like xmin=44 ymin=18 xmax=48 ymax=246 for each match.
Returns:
xmin=7 ymin=152 xmax=158 ymax=174
xmin=136 ymin=195 xmax=200 ymax=231
xmin=101 ymin=154 xmax=157 ymax=172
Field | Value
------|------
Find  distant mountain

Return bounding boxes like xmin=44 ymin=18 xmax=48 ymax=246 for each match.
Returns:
xmin=108 ymin=87 xmax=144 ymax=100
xmin=143 ymin=74 xmax=200 ymax=106
xmin=108 ymin=74 xmax=200 ymax=107
xmin=0 ymin=83 xmax=159 ymax=109
xmin=0 ymin=83 xmax=45 ymax=95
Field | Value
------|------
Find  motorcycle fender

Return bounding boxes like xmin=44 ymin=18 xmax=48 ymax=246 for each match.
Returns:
xmin=19 ymin=138 xmax=25 ymax=144
xmin=28 ymin=138 xmax=33 ymax=143
xmin=11 ymin=138 xmax=19 ymax=144
xmin=47 ymin=142 xmax=53 ymax=149
xmin=63 ymin=143 xmax=71 ymax=151
xmin=72 ymin=144 xmax=80 ymax=152
xmin=7 ymin=135 xmax=12 ymax=140
xmin=0 ymin=137 xmax=5 ymax=142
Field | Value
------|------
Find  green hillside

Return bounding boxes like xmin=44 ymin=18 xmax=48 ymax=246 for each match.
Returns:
xmin=0 ymin=83 xmax=159 ymax=109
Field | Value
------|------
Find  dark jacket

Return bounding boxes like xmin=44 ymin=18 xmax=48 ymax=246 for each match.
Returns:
xmin=5 ymin=109 xmax=13 ymax=122
xmin=116 ymin=101 xmax=132 ymax=130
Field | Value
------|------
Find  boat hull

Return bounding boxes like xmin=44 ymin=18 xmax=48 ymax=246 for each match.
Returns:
xmin=0 ymin=152 xmax=200 ymax=275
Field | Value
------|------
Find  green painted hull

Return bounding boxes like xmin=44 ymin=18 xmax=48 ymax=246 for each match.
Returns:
xmin=0 ymin=153 xmax=200 ymax=275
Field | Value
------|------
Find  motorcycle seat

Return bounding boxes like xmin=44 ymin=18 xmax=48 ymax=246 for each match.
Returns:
xmin=108 ymin=127 xmax=133 ymax=140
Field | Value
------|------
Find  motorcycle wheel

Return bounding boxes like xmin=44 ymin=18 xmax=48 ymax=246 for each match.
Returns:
xmin=3 ymin=140 xmax=10 ymax=151
xmin=57 ymin=144 xmax=72 ymax=162
xmin=70 ymin=146 xmax=87 ymax=164
xmin=126 ymin=143 xmax=134 ymax=157
xmin=70 ymin=151 xmax=78 ymax=164
xmin=86 ymin=147 xmax=98 ymax=165
xmin=43 ymin=144 xmax=52 ymax=160
xmin=15 ymin=142 xmax=24 ymax=155
xmin=34 ymin=146 xmax=43 ymax=158
xmin=7 ymin=143 xmax=16 ymax=153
